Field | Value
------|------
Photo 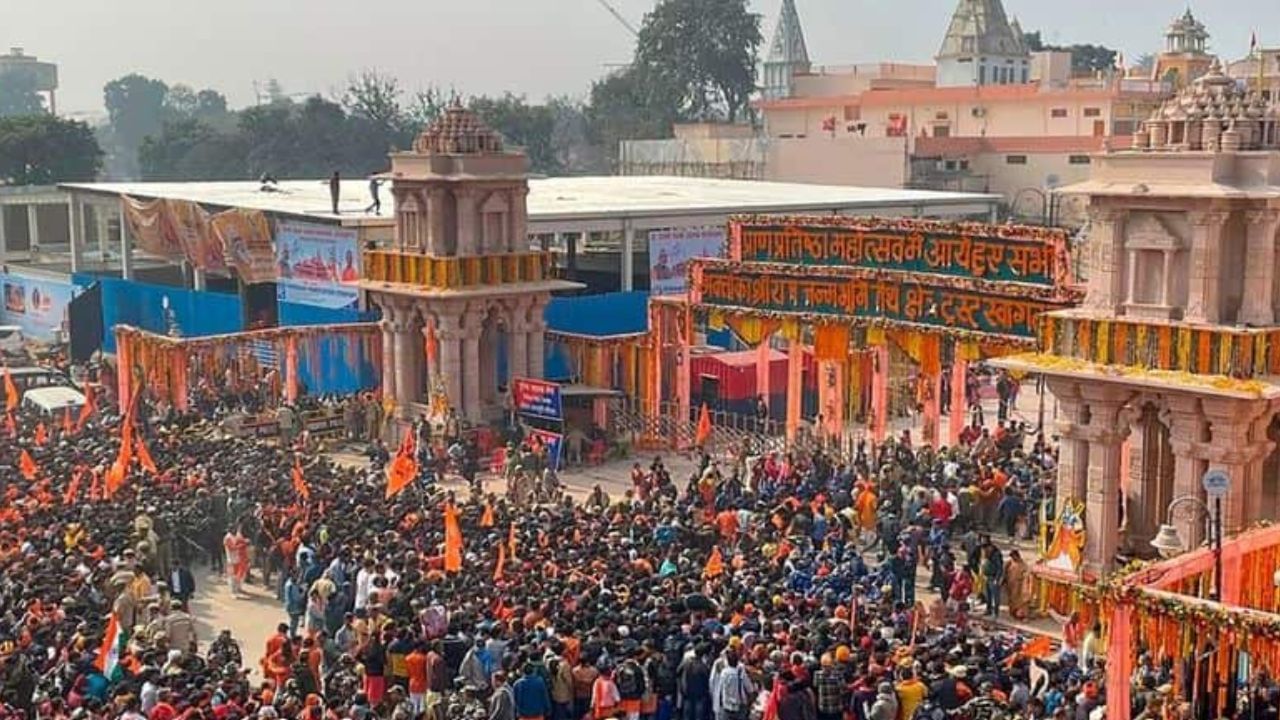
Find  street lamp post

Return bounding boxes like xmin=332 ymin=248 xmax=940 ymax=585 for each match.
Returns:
xmin=1151 ymin=493 xmax=1224 ymax=601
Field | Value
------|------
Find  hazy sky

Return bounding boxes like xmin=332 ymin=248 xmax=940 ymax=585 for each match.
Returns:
xmin=8 ymin=0 xmax=1278 ymax=119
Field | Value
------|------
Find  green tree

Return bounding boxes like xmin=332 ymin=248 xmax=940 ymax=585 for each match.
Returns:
xmin=0 ymin=70 xmax=45 ymax=117
xmin=633 ymin=0 xmax=761 ymax=122
xmin=0 ymin=114 xmax=102 ymax=185
xmin=586 ymin=67 xmax=677 ymax=167
xmin=103 ymin=73 xmax=170 ymax=177
xmin=1022 ymin=31 xmax=1118 ymax=75
xmin=139 ymin=118 xmax=246 ymax=180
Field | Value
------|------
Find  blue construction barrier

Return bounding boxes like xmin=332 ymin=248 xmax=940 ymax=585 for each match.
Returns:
xmin=78 ymin=275 xmax=242 ymax=353
xmin=544 ymin=291 xmax=649 ymax=336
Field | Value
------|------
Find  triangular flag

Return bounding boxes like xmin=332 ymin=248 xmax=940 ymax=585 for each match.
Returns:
xmin=385 ymin=428 xmax=418 ymax=499
xmin=292 ymin=456 xmax=311 ymax=500
xmin=479 ymin=501 xmax=495 ymax=528
xmin=507 ymin=522 xmax=517 ymax=558
xmin=703 ymin=546 xmax=725 ymax=578
xmin=134 ymin=436 xmax=158 ymax=475
xmin=443 ymin=503 xmax=463 ymax=573
xmin=3 ymin=367 xmax=17 ymax=413
xmin=107 ymin=390 xmax=140 ymax=499
xmin=18 ymin=449 xmax=38 ymax=480
xmin=76 ymin=384 xmax=95 ymax=431
xmin=493 ymin=542 xmax=506 ymax=582
xmin=62 ymin=407 xmax=73 ymax=436
xmin=695 ymin=403 xmax=712 ymax=446
xmin=34 ymin=422 xmax=47 ymax=446
xmin=63 ymin=469 xmax=83 ymax=505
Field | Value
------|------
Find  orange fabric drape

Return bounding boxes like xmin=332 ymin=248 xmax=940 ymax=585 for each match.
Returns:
xmin=292 ymin=457 xmax=310 ymax=501
xmin=703 ymin=546 xmax=725 ymax=578
xmin=814 ymin=324 xmax=851 ymax=362
xmin=479 ymin=502 xmax=495 ymax=528
xmin=493 ymin=543 xmax=506 ymax=582
xmin=3 ymin=367 xmax=17 ymax=412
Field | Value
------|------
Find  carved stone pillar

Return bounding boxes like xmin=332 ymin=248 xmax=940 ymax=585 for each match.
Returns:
xmin=426 ymin=187 xmax=446 ymax=254
xmin=507 ymin=300 xmax=530 ymax=382
xmin=455 ymin=188 xmax=477 ymax=255
xmin=1241 ymin=209 xmax=1280 ymax=325
xmin=527 ymin=316 xmax=547 ymax=380
xmin=1079 ymin=386 xmax=1131 ymax=575
xmin=1083 ymin=206 xmax=1127 ymax=313
xmin=1048 ymin=379 xmax=1089 ymax=510
xmin=437 ymin=312 xmax=464 ymax=416
xmin=1124 ymin=407 xmax=1153 ymax=550
xmin=1167 ymin=396 xmax=1207 ymax=547
xmin=1203 ymin=398 xmax=1271 ymax=533
xmin=462 ymin=326 xmax=482 ymax=421
xmin=379 ymin=311 xmax=398 ymax=404
xmin=1185 ymin=210 xmax=1230 ymax=324
xmin=510 ymin=187 xmax=530 ymax=253
xmin=390 ymin=312 xmax=416 ymax=413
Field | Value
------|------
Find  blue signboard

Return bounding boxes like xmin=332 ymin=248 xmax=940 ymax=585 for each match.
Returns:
xmin=513 ymin=377 xmax=563 ymax=421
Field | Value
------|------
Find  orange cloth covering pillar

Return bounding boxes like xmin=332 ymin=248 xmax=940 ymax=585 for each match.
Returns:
xmin=116 ymin=332 xmax=132 ymax=409
xmin=284 ymin=336 xmax=299 ymax=403
xmin=756 ymin=336 xmax=772 ymax=406
xmin=870 ymin=345 xmax=890 ymax=443
xmin=785 ymin=336 xmax=803 ymax=444
xmin=948 ymin=359 xmax=967 ymax=447
xmin=171 ymin=347 xmax=189 ymax=413
xmin=675 ymin=310 xmax=692 ymax=447
xmin=818 ymin=360 xmax=845 ymax=442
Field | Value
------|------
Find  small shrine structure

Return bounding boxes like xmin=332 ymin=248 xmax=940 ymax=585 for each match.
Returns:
xmin=362 ymin=106 xmax=582 ymax=423
xmin=1000 ymin=62 xmax=1280 ymax=579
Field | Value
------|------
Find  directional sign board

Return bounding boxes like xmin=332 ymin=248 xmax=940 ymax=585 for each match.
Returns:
xmin=1202 ymin=469 xmax=1231 ymax=499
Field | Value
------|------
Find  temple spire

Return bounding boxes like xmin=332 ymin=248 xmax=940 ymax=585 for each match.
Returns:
xmin=761 ymin=0 xmax=811 ymax=100
xmin=935 ymin=0 xmax=1030 ymax=87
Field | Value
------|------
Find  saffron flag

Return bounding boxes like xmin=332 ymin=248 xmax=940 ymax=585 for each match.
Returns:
xmin=135 ymin=437 xmax=158 ymax=475
xmin=34 ymin=423 xmax=47 ymax=446
xmin=695 ymin=403 xmax=712 ymax=446
xmin=106 ymin=392 xmax=140 ymax=499
xmin=479 ymin=501 xmax=495 ymax=528
xmin=76 ymin=384 xmax=96 ymax=430
xmin=19 ymin=449 xmax=37 ymax=480
xmin=63 ymin=469 xmax=82 ymax=505
xmin=3 ymin=367 xmax=17 ymax=413
xmin=493 ymin=542 xmax=506 ymax=582
xmin=62 ymin=407 xmax=73 ymax=436
xmin=95 ymin=613 xmax=128 ymax=681
xmin=385 ymin=429 xmax=418 ymax=499
xmin=443 ymin=503 xmax=463 ymax=573
xmin=507 ymin=522 xmax=517 ymax=558
xmin=292 ymin=457 xmax=311 ymax=500
xmin=703 ymin=546 xmax=725 ymax=579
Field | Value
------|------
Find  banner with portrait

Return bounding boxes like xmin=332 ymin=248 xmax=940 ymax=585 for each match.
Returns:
xmin=1 ymin=271 xmax=81 ymax=341
xmin=121 ymin=196 xmax=185 ymax=262
xmin=274 ymin=220 xmax=361 ymax=309
xmin=648 ymin=227 xmax=725 ymax=295
xmin=211 ymin=209 xmax=276 ymax=284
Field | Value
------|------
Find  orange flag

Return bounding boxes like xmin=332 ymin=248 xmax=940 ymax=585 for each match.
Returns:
xmin=493 ymin=542 xmax=506 ymax=582
xmin=443 ymin=503 xmax=463 ymax=573
xmin=18 ymin=449 xmax=37 ymax=480
xmin=63 ymin=469 xmax=82 ymax=505
xmin=3 ymin=367 xmax=17 ymax=413
xmin=76 ymin=384 xmax=96 ymax=431
xmin=385 ymin=429 xmax=419 ymax=499
xmin=107 ymin=391 xmax=139 ymax=499
xmin=507 ymin=522 xmax=518 ymax=558
xmin=292 ymin=456 xmax=311 ymax=500
xmin=479 ymin=501 xmax=495 ymax=528
xmin=62 ymin=407 xmax=73 ymax=436
xmin=135 ymin=436 xmax=158 ymax=475
xmin=703 ymin=546 xmax=725 ymax=579
xmin=33 ymin=423 xmax=47 ymax=446
xmin=695 ymin=403 xmax=712 ymax=446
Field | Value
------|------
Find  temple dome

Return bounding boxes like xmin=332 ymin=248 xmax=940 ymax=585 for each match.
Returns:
xmin=1133 ymin=59 xmax=1280 ymax=152
xmin=412 ymin=104 xmax=505 ymax=155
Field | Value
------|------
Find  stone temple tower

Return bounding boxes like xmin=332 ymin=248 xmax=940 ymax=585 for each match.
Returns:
xmin=362 ymin=105 xmax=582 ymax=424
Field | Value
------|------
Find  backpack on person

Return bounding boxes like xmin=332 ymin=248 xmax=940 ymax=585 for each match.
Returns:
xmin=615 ymin=662 xmax=643 ymax=698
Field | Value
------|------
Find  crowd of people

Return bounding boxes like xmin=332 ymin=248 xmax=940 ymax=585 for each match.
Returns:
xmin=0 ymin=358 xmax=1224 ymax=720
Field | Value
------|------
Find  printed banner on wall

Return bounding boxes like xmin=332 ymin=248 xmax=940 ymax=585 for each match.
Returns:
xmin=211 ymin=209 xmax=276 ymax=284
xmin=1 ymin=271 xmax=80 ymax=341
xmin=275 ymin=220 xmax=361 ymax=309
xmin=648 ymin=227 xmax=725 ymax=295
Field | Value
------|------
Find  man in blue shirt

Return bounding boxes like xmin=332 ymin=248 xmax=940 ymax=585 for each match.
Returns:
xmin=512 ymin=662 xmax=552 ymax=720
